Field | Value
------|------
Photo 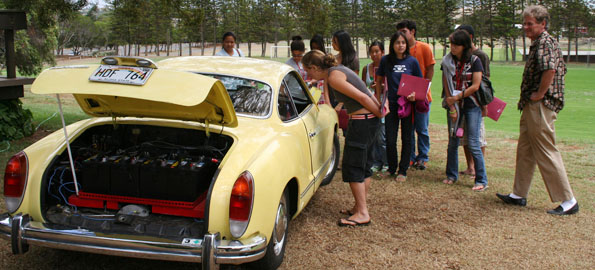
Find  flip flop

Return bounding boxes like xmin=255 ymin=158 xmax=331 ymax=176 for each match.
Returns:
xmin=442 ymin=178 xmax=456 ymax=185
xmin=337 ymin=218 xmax=371 ymax=227
xmin=339 ymin=209 xmax=354 ymax=216
xmin=472 ymin=185 xmax=488 ymax=192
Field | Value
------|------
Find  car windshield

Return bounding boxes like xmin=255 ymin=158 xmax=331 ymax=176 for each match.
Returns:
xmin=200 ymin=74 xmax=272 ymax=117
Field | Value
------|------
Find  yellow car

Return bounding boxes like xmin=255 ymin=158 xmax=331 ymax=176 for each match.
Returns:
xmin=1 ymin=56 xmax=339 ymax=269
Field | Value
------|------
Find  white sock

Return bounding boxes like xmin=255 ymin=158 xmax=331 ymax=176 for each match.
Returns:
xmin=509 ymin=193 xmax=523 ymax=199
xmin=560 ymin=197 xmax=577 ymax=211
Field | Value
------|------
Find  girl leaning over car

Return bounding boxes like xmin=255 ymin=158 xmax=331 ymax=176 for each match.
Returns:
xmin=303 ymin=50 xmax=384 ymax=227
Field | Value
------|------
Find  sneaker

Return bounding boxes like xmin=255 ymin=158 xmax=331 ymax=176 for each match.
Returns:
xmin=409 ymin=161 xmax=415 ymax=169
xmin=371 ymin=166 xmax=381 ymax=173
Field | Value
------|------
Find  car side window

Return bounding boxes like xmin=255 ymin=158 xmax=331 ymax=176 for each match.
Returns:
xmin=283 ymin=72 xmax=313 ymax=115
xmin=278 ymin=82 xmax=298 ymax=121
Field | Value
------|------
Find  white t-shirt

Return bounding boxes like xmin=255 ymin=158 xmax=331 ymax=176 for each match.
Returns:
xmin=216 ymin=48 xmax=244 ymax=57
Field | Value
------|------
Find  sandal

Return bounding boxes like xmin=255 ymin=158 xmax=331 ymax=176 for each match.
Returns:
xmin=442 ymin=178 xmax=456 ymax=185
xmin=395 ymin=174 xmax=407 ymax=182
xmin=339 ymin=209 xmax=354 ymax=216
xmin=472 ymin=184 xmax=488 ymax=192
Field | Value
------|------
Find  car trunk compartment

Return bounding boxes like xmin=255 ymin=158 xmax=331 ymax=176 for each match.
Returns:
xmin=41 ymin=123 xmax=232 ymax=235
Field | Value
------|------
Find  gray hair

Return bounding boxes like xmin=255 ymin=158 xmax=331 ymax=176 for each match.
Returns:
xmin=523 ymin=5 xmax=549 ymax=29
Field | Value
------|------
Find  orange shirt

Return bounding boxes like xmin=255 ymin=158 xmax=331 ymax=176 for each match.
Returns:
xmin=410 ymin=41 xmax=435 ymax=102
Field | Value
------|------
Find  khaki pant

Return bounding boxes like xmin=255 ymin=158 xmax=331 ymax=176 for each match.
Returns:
xmin=513 ymin=101 xmax=574 ymax=202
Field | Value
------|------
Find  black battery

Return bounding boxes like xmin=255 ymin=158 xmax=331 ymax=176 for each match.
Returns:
xmin=138 ymin=157 xmax=214 ymax=202
xmin=80 ymin=156 xmax=110 ymax=194
xmin=110 ymin=156 xmax=140 ymax=197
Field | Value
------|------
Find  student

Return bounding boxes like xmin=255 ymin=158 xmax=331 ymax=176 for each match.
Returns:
xmin=375 ymin=32 xmax=423 ymax=182
xmin=303 ymin=50 xmax=382 ymax=227
xmin=285 ymin=36 xmax=308 ymax=80
xmin=362 ymin=41 xmax=388 ymax=174
xmin=332 ymin=30 xmax=359 ymax=74
xmin=310 ymin=34 xmax=326 ymax=53
xmin=456 ymin=24 xmax=490 ymax=179
xmin=442 ymin=30 xmax=488 ymax=191
xmin=396 ymin=20 xmax=435 ymax=170
xmin=215 ymin=32 xmax=244 ymax=57
xmin=328 ymin=30 xmax=359 ymax=135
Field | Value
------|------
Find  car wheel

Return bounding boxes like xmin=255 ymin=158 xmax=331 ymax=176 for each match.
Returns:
xmin=320 ymin=133 xmax=340 ymax=186
xmin=249 ymin=188 xmax=289 ymax=270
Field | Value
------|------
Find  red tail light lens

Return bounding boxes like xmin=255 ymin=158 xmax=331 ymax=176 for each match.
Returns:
xmin=229 ymin=171 xmax=254 ymax=237
xmin=4 ymin=151 xmax=28 ymax=198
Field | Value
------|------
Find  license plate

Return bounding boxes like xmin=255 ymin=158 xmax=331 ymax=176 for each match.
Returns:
xmin=89 ymin=65 xmax=154 ymax=85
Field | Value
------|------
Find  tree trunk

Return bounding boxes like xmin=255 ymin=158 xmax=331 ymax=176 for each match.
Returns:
xmin=567 ymin=34 xmax=572 ymax=62
xmin=201 ymin=24 xmax=205 ymax=56
xmin=247 ymin=41 xmax=252 ymax=57
xmin=575 ymin=34 xmax=579 ymax=62
xmin=213 ymin=23 xmax=217 ymax=56
xmin=512 ymin=37 xmax=516 ymax=62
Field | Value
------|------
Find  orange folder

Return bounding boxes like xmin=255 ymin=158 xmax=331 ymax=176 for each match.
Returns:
xmin=487 ymin=97 xmax=507 ymax=121
xmin=397 ymin=74 xmax=431 ymax=101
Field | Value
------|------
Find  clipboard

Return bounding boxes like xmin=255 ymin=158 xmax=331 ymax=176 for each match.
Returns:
xmin=397 ymin=73 xmax=431 ymax=101
xmin=487 ymin=97 xmax=507 ymax=121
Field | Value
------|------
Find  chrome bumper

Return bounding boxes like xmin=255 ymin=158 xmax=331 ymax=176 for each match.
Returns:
xmin=0 ymin=214 xmax=266 ymax=269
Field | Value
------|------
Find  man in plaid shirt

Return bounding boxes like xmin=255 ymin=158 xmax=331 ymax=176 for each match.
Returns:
xmin=497 ymin=5 xmax=579 ymax=215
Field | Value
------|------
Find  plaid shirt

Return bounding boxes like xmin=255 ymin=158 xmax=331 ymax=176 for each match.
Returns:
xmin=519 ymin=31 xmax=567 ymax=113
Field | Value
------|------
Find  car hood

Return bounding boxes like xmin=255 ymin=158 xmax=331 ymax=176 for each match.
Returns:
xmin=31 ymin=65 xmax=237 ymax=127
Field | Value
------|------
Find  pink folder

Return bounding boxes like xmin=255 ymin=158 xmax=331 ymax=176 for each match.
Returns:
xmin=397 ymin=74 xmax=431 ymax=101
xmin=487 ymin=97 xmax=507 ymax=121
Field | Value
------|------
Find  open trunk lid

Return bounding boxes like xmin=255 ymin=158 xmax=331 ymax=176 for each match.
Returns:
xmin=31 ymin=63 xmax=237 ymax=127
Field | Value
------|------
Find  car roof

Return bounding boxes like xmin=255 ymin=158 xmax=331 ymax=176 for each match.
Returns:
xmin=157 ymin=56 xmax=294 ymax=88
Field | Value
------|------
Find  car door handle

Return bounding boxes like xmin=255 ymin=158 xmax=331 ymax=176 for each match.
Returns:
xmin=308 ymin=131 xmax=317 ymax=138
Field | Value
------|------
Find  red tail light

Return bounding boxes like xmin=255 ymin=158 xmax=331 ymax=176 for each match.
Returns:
xmin=229 ymin=171 xmax=253 ymax=237
xmin=4 ymin=151 xmax=28 ymax=198
xmin=230 ymin=171 xmax=254 ymax=222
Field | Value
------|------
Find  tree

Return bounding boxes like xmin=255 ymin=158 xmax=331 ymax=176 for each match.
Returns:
xmin=1 ymin=0 xmax=87 ymax=75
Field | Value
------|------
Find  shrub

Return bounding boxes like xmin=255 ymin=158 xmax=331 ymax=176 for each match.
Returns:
xmin=0 ymin=99 xmax=34 ymax=141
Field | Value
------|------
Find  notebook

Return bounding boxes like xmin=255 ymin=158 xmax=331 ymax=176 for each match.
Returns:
xmin=397 ymin=74 xmax=431 ymax=101
xmin=487 ymin=97 xmax=507 ymax=121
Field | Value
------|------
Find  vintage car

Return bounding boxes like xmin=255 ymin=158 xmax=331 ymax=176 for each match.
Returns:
xmin=1 ymin=56 xmax=339 ymax=269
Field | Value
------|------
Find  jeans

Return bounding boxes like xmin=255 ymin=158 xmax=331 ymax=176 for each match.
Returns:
xmin=410 ymin=103 xmax=431 ymax=163
xmin=371 ymin=121 xmax=387 ymax=168
xmin=385 ymin=102 xmax=412 ymax=176
xmin=446 ymin=105 xmax=488 ymax=186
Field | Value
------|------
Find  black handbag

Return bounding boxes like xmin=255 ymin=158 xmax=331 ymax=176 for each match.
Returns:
xmin=475 ymin=75 xmax=494 ymax=106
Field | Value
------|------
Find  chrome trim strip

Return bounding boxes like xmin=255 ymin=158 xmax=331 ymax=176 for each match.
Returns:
xmin=0 ymin=216 xmax=266 ymax=266
xmin=300 ymin=153 xmax=332 ymax=199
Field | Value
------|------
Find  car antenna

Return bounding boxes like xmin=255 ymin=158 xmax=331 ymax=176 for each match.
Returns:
xmin=56 ymin=94 xmax=80 ymax=195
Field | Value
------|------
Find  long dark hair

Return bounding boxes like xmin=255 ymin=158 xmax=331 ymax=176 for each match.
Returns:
xmin=449 ymin=30 xmax=473 ymax=63
xmin=387 ymin=32 xmax=410 ymax=64
xmin=333 ymin=30 xmax=357 ymax=69
xmin=310 ymin=34 xmax=325 ymax=53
